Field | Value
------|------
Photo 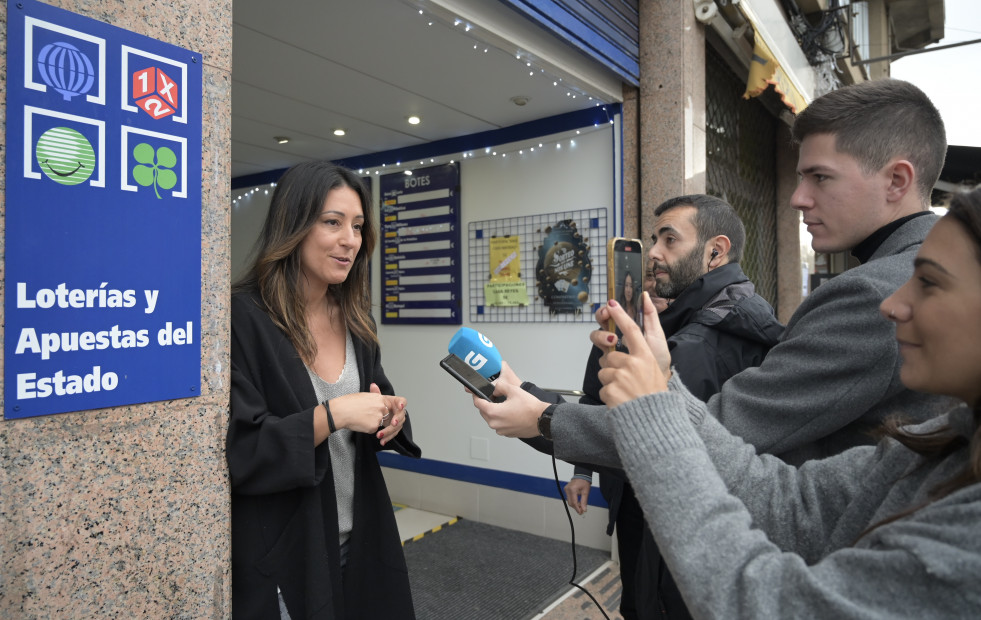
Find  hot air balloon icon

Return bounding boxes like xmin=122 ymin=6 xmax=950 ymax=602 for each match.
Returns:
xmin=37 ymin=41 xmax=95 ymax=102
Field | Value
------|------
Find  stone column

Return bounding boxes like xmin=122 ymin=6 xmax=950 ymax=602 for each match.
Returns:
xmin=621 ymin=84 xmax=640 ymax=239
xmin=0 ymin=1 xmax=232 ymax=617
xmin=636 ymin=0 xmax=707 ymax=239
xmin=775 ymin=120 xmax=805 ymax=323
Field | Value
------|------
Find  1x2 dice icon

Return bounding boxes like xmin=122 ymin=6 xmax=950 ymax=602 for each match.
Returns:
xmin=133 ymin=67 xmax=178 ymax=119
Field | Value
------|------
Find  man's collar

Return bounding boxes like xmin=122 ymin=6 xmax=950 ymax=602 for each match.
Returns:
xmin=658 ymin=263 xmax=745 ymax=336
xmin=851 ymin=211 xmax=932 ymax=264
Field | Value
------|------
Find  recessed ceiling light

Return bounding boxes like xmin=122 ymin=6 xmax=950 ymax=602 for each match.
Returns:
xmin=407 ymin=115 xmax=421 ymax=125
xmin=274 ymin=136 xmax=290 ymax=144
xmin=333 ymin=128 xmax=346 ymax=136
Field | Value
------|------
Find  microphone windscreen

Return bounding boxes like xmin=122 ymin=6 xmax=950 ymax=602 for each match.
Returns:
xmin=447 ymin=327 xmax=502 ymax=380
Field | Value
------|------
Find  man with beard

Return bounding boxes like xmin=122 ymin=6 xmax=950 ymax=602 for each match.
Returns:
xmin=563 ymin=194 xmax=783 ymax=619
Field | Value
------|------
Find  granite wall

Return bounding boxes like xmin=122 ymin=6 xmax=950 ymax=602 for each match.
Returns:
xmin=636 ymin=0 xmax=708 ymax=241
xmin=0 ymin=0 xmax=233 ymax=616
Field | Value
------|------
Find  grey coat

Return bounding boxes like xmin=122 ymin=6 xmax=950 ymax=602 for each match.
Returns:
xmin=550 ymin=213 xmax=954 ymax=469
xmin=609 ymin=376 xmax=981 ymax=618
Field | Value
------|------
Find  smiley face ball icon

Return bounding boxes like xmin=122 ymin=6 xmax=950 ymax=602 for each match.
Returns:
xmin=35 ymin=126 xmax=96 ymax=186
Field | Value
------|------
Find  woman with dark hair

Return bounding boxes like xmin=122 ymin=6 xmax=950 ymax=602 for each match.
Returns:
xmin=590 ymin=188 xmax=981 ymax=617
xmin=618 ymin=270 xmax=640 ymax=324
xmin=228 ymin=161 xmax=420 ymax=619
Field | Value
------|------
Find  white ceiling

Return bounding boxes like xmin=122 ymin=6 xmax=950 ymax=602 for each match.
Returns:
xmin=230 ymin=0 xmax=624 ymax=180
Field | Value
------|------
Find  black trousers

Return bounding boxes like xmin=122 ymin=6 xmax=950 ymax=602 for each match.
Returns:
xmin=610 ymin=482 xmax=693 ymax=620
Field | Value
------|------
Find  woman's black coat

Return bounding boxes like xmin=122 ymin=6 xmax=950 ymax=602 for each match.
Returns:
xmin=228 ymin=291 xmax=421 ymax=619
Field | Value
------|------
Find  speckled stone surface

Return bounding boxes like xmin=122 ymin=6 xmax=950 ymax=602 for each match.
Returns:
xmin=775 ymin=121 xmax=805 ymax=323
xmin=0 ymin=1 xmax=233 ymax=617
xmin=621 ymin=85 xmax=641 ymax=240
xmin=637 ymin=0 xmax=707 ymax=242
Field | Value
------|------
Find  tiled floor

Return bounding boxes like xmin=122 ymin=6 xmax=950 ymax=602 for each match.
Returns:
xmin=394 ymin=505 xmax=623 ymax=619
xmin=533 ymin=560 xmax=624 ymax=620
xmin=394 ymin=504 xmax=459 ymax=543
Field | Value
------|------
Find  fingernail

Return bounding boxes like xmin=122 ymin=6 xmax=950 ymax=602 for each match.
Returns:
xmin=608 ymin=299 xmax=618 ymax=307
xmin=607 ymin=334 xmax=616 ymax=344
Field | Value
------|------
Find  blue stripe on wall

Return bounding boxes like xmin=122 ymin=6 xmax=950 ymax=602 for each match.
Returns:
xmin=231 ymin=104 xmax=620 ymax=190
xmin=377 ymin=452 xmax=610 ymax=509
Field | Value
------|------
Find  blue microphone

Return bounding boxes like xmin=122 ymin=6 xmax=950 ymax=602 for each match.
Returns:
xmin=448 ymin=327 xmax=502 ymax=380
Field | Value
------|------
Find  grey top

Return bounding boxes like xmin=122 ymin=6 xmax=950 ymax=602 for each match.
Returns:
xmin=607 ymin=375 xmax=981 ymax=618
xmin=306 ymin=329 xmax=358 ymax=546
xmin=551 ymin=213 xmax=954 ymax=468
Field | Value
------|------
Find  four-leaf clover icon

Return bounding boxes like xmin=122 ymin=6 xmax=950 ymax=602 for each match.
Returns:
xmin=132 ymin=142 xmax=177 ymax=199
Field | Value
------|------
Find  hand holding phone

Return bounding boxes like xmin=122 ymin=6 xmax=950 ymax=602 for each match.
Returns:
xmin=440 ymin=354 xmax=505 ymax=403
xmin=606 ymin=237 xmax=644 ymax=342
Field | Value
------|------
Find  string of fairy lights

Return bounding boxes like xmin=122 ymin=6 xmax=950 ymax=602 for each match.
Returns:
xmin=414 ymin=2 xmax=612 ymax=105
xmin=232 ymin=2 xmax=619 ymax=206
xmin=231 ymin=121 xmax=615 ymax=206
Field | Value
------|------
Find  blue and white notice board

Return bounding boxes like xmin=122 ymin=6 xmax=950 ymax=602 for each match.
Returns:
xmin=381 ymin=163 xmax=462 ymax=325
xmin=4 ymin=0 xmax=203 ymax=419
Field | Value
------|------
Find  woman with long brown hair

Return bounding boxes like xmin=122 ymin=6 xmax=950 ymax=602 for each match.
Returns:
xmin=591 ymin=188 xmax=981 ymax=617
xmin=618 ymin=270 xmax=640 ymax=324
xmin=228 ymin=161 xmax=420 ymax=619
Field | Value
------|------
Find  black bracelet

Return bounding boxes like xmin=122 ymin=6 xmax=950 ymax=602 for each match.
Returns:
xmin=323 ymin=399 xmax=336 ymax=434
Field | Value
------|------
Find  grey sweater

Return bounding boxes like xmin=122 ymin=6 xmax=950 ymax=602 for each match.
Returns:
xmin=610 ymin=376 xmax=981 ymax=618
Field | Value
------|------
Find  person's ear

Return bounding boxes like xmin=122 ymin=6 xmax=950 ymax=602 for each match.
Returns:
xmin=706 ymin=235 xmax=731 ymax=269
xmin=884 ymin=159 xmax=916 ymax=203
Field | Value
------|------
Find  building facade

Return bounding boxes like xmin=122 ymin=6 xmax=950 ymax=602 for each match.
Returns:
xmin=0 ymin=0 xmax=943 ymax=615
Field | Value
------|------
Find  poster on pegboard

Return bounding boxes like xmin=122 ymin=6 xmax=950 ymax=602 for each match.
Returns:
xmin=469 ymin=208 xmax=608 ymax=323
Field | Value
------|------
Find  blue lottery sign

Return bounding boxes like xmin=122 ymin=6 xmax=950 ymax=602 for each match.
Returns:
xmin=4 ymin=0 xmax=203 ymax=419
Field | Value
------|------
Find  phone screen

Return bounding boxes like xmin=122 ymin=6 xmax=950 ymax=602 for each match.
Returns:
xmin=607 ymin=238 xmax=644 ymax=332
xmin=439 ymin=354 xmax=505 ymax=403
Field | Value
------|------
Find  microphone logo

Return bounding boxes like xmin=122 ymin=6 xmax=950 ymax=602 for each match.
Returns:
xmin=465 ymin=351 xmax=488 ymax=371
xmin=447 ymin=326 xmax=502 ymax=380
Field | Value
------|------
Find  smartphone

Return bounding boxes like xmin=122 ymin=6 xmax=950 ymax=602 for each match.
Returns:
xmin=606 ymin=237 xmax=644 ymax=338
xmin=439 ymin=353 xmax=505 ymax=403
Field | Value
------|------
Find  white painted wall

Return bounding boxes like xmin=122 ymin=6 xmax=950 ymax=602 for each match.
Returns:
xmin=230 ymin=186 xmax=270 ymax=284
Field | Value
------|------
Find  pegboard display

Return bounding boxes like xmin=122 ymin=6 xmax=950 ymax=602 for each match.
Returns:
xmin=468 ymin=208 xmax=609 ymax=323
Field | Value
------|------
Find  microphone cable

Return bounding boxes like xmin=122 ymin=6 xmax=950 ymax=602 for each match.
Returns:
xmin=550 ymin=451 xmax=611 ymax=620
